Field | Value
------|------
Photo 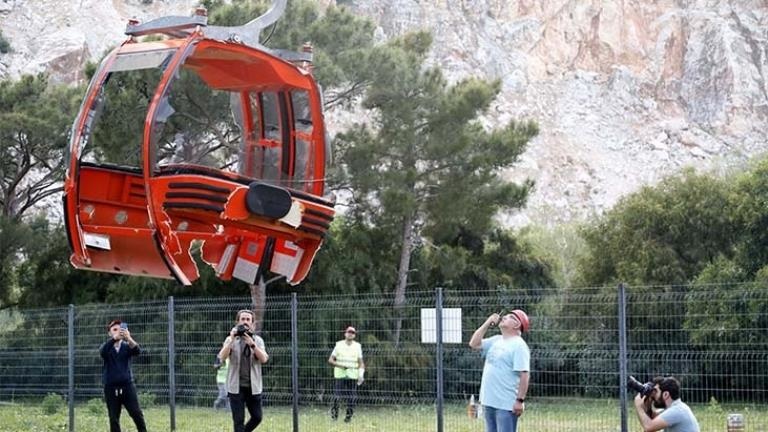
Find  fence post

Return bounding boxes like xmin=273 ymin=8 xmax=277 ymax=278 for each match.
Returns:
xmin=68 ymin=304 xmax=75 ymax=432
xmin=168 ymin=296 xmax=176 ymax=431
xmin=435 ymin=287 xmax=444 ymax=432
xmin=291 ymin=292 xmax=300 ymax=432
xmin=618 ymin=283 xmax=628 ymax=432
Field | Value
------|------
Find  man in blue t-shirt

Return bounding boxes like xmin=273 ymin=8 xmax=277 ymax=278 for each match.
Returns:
xmin=634 ymin=376 xmax=700 ymax=432
xmin=469 ymin=309 xmax=530 ymax=432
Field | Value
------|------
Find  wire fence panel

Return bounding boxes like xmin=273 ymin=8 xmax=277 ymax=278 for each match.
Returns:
xmin=0 ymin=307 xmax=69 ymax=399
xmin=0 ymin=282 xmax=766 ymax=432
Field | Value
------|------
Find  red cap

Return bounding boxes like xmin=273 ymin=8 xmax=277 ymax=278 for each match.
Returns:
xmin=510 ymin=309 xmax=530 ymax=332
xmin=345 ymin=326 xmax=356 ymax=334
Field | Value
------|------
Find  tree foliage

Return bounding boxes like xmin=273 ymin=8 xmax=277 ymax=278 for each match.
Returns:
xmin=0 ymin=74 xmax=81 ymax=219
xmin=577 ymin=169 xmax=734 ymax=287
xmin=335 ymin=31 xmax=538 ymax=342
xmin=729 ymin=158 xmax=768 ymax=275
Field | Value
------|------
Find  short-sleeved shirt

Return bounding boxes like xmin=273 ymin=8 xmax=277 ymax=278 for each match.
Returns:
xmin=479 ymin=335 xmax=530 ymax=411
xmin=331 ymin=340 xmax=363 ymax=379
xmin=659 ymin=399 xmax=700 ymax=432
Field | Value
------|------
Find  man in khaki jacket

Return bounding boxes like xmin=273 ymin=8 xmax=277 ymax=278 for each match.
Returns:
xmin=219 ymin=310 xmax=269 ymax=432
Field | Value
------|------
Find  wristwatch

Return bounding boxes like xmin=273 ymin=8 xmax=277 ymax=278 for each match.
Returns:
xmin=516 ymin=398 xmax=525 ymax=403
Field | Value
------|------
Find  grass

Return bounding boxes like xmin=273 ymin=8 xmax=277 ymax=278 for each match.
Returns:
xmin=0 ymin=398 xmax=766 ymax=431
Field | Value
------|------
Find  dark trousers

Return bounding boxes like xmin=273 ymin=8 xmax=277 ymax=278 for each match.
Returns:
xmin=229 ymin=387 xmax=263 ymax=432
xmin=331 ymin=379 xmax=358 ymax=418
xmin=104 ymin=383 xmax=147 ymax=432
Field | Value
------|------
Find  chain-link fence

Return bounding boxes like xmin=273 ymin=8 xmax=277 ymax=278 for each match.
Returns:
xmin=1 ymin=283 xmax=766 ymax=431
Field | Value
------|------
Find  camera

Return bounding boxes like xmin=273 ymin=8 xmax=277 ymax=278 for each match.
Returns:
xmin=235 ymin=324 xmax=252 ymax=337
xmin=628 ymin=376 xmax=655 ymax=397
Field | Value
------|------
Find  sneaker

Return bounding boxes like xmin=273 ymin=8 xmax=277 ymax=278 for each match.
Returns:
xmin=344 ymin=415 xmax=352 ymax=423
xmin=330 ymin=407 xmax=338 ymax=421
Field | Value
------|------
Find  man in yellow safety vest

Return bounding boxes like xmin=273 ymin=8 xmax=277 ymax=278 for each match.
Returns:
xmin=328 ymin=326 xmax=365 ymax=423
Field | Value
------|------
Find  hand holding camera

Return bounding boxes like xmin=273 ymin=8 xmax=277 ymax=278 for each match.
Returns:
xmin=235 ymin=324 xmax=252 ymax=337
xmin=230 ymin=324 xmax=256 ymax=349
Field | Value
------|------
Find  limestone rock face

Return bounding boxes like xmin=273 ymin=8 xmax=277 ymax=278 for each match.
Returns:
xmin=345 ymin=0 xmax=768 ymax=226
xmin=1 ymin=0 xmax=766 ymax=226
xmin=0 ymin=0 xmax=201 ymax=83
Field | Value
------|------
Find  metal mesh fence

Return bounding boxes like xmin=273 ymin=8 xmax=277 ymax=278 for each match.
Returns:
xmin=0 ymin=282 xmax=766 ymax=432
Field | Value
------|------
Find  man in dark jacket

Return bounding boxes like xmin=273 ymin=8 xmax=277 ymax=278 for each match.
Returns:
xmin=100 ymin=319 xmax=147 ymax=432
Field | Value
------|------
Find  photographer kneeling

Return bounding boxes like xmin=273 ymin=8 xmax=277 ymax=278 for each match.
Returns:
xmin=633 ymin=376 xmax=699 ymax=432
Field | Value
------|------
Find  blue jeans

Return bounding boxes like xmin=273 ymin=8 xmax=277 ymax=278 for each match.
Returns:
xmin=483 ymin=405 xmax=518 ymax=432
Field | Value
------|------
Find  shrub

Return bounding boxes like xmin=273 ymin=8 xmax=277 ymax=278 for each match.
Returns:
xmin=138 ymin=392 xmax=156 ymax=408
xmin=85 ymin=397 xmax=104 ymax=415
xmin=41 ymin=393 xmax=64 ymax=415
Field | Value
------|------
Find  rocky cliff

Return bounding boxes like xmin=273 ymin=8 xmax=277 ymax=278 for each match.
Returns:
xmin=1 ymin=0 xmax=766 ymax=226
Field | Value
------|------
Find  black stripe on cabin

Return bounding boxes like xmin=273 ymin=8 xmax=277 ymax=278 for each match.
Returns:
xmin=301 ymin=216 xmax=331 ymax=230
xmin=304 ymin=208 xmax=334 ymax=222
xmin=297 ymin=226 xmax=326 ymax=237
xmin=163 ymin=202 xmax=225 ymax=213
xmin=168 ymin=182 xmax=231 ymax=194
xmin=166 ymin=191 xmax=229 ymax=203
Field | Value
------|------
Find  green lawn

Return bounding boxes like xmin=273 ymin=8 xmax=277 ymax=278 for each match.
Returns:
xmin=0 ymin=399 xmax=765 ymax=431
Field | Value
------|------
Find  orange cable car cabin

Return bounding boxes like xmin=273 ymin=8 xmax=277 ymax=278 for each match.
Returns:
xmin=63 ymin=2 xmax=335 ymax=286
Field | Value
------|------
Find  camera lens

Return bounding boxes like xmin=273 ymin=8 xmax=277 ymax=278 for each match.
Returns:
xmin=628 ymin=376 xmax=655 ymax=397
xmin=628 ymin=376 xmax=644 ymax=393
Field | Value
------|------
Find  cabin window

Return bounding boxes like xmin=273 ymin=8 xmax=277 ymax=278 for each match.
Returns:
xmin=291 ymin=90 xmax=313 ymax=192
xmin=259 ymin=92 xmax=283 ymax=185
xmin=81 ymin=52 xmax=169 ymax=168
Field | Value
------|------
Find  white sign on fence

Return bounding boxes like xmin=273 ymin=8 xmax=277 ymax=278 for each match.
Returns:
xmin=420 ymin=308 xmax=462 ymax=344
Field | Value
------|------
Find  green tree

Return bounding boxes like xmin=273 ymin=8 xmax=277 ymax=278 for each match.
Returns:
xmin=577 ymin=169 xmax=734 ymax=287
xmin=0 ymin=216 xmax=30 ymax=307
xmin=730 ymin=158 xmax=768 ymax=276
xmin=0 ymin=75 xmax=81 ymax=306
xmin=568 ymin=169 xmax=738 ymax=394
xmin=418 ymin=228 xmax=553 ymax=295
xmin=336 ymin=31 xmax=538 ymax=343
xmin=683 ymin=259 xmax=768 ymax=394
xmin=0 ymin=74 xmax=81 ymax=219
xmin=519 ymin=223 xmax=586 ymax=289
xmin=303 ymin=216 xmax=399 ymax=296
xmin=15 ymin=217 xmax=107 ymax=307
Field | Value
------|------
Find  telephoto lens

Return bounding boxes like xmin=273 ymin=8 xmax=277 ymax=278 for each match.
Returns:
xmin=628 ymin=376 xmax=655 ymax=397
